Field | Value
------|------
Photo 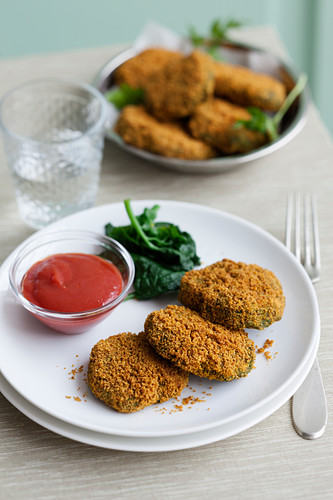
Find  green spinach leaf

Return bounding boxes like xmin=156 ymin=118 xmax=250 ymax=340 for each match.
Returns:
xmin=105 ymin=200 xmax=200 ymax=300
xmin=130 ymin=254 xmax=186 ymax=300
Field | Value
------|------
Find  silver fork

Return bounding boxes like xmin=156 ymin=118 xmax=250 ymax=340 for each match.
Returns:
xmin=285 ymin=193 xmax=327 ymax=439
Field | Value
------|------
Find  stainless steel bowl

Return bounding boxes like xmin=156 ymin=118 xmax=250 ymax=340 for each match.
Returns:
xmin=94 ymin=41 xmax=309 ymax=174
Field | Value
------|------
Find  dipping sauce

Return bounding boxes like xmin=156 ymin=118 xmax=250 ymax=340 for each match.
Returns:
xmin=22 ymin=253 xmax=123 ymax=313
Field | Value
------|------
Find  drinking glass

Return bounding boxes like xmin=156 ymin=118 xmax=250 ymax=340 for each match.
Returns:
xmin=0 ymin=79 xmax=108 ymax=229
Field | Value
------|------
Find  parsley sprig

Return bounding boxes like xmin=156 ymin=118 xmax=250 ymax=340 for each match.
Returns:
xmin=105 ymin=84 xmax=144 ymax=109
xmin=235 ymin=73 xmax=308 ymax=141
xmin=188 ymin=18 xmax=243 ymax=59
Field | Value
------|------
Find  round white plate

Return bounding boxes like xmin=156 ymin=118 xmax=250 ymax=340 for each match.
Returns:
xmin=0 ymin=201 xmax=320 ymax=439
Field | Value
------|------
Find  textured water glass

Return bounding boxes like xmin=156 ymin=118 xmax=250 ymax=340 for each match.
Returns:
xmin=0 ymin=79 xmax=108 ymax=229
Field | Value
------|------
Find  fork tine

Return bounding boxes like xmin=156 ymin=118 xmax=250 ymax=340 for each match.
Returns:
xmin=285 ymin=193 xmax=293 ymax=250
xmin=311 ymin=194 xmax=321 ymax=281
xmin=294 ymin=192 xmax=301 ymax=262
xmin=311 ymin=195 xmax=320 ymax=283
xmin=286 ymin=193 xmax=320 ymax=283
xmin=304 ymin=193 xmax=312 ymax=269
xmin=285 ymin=192 xmax=301 ymax=260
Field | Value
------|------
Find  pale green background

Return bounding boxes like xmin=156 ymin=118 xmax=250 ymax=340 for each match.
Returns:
xmin=1 ymin=0 xmax=332 ymax=136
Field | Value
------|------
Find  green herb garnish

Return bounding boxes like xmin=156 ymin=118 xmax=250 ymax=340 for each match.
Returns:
xmin=105 ymin=84 xmax=144 ymax=109
xmin=235 ymin=73 xmax=308 ymax=141
xmin=188 ymin=18 xmax=243 ymax=60
xmin=105 ymin=200 xmax=200 ymax=300
xmin=210 ymin=18 xmax=243 ymax=41
xmin=235 ymin=107 xmax=279 ymax=141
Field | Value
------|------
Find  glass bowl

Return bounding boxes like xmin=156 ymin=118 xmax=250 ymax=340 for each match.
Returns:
xmin=8 ymin=230 xmax=135 ymax=334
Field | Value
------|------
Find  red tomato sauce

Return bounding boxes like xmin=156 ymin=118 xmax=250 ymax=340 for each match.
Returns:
xmin=22 ymin=253 xmax=123 ymax=313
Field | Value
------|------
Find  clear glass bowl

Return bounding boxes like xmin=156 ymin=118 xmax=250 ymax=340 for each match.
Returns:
xmin=8 ymin=230 xmax=135 ymax=334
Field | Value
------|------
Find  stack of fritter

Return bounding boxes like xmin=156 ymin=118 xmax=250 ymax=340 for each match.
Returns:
xmin=88 ymin=258 xmax=285 ymax=413
xmin=113 ymin=47 xmax=287 ymax=159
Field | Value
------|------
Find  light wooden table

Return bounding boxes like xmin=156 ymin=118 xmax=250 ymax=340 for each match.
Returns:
xmin=0 ymin=27 xmax=332 ymax=500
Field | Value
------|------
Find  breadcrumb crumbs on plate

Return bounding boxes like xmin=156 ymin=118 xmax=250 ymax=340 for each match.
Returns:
xmin=59 ymin=356 xmax=89 ymax=402
xmin=264 ymin=351 xmax=272 ymax=361
xmin=182 ymin=396 xmax=206 ymax=405
xmin=257 ymin=339 xmax=274 ymax=353
xmin=257 ymin=339 xmax=275 ymax=361
xmin=154 ymin=383 xmax=213 ymax=414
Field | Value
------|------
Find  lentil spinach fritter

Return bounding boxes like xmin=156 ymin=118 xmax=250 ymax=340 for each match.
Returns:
xmin=144 ymin=305 xmax=256 ymax=381
xmin=188 ymin=98 xmax=267 ymax=154
xmin=88 ymin=332 xmax=189 ymax=413
xmin=213 ymin=60 xmax=287 ymax=112
xmin=114 ymin=47 xmax=182 ymax=89
xmin=144 ymin=50 xmax=215 ymax=120
xmin=115 ymin=105 xmax=218 ymax=160
xmin=178 ymin=259 xmax=285 ymax=330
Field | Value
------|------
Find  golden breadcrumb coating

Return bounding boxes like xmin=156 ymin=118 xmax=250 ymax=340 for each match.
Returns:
xmin=144 ymin=305 xmax=255 ymax=381
xmin=178 ymin=259 xmax=285 ymax=330
xmin=188 ymin=98 xmax=267 ymax=154
xmin=113 ymin=47 xmax=182 ymax=89
xmin=88 ymin=332 xmax=189 ymax=413
xmin=144 ymin=50 xmax=215 ymax=120
xmin=115 ymin=105 xmax=217 ymax=160
xmin=213 ymin=61 xmax=287 ymax=112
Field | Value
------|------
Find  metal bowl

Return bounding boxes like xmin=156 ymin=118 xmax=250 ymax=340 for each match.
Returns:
xmin=94 ymin=41 xmax=309 ymax=174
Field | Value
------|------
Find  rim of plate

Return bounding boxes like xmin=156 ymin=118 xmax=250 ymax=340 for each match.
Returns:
xmin=0 ymin=338 xmax=318 ymax=451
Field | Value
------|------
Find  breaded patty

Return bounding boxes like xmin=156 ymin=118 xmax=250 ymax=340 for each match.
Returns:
xmin=144 ymin=50 xmax=215 ymax=120
xmin=88 ymin=332 xmax=189 ymax=413
xmin=115 ymin=105 xmax=218 ymax=160
xmin=144 ymin=305 xmax=255 ymax=381
xmin=188 ymin=98 xmax=267 ymax=154
xmin=178 ymin=259 xmax=285 ymax=330
xmin=113 ymin=47 xmax=182 ymax=89
xmin=213 ymin=61 xmax=287 ymax=112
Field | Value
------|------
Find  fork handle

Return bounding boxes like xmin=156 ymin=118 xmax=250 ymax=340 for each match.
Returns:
xmin=292 ymin=357 xmax=327 ymax=439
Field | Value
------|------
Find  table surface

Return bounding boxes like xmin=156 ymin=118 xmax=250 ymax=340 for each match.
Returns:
xmin=0 ymin=26 xmax=332 ymax=500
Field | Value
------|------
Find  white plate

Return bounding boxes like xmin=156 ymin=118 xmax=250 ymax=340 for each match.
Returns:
xmin=0 ymin=201 xmax=320 ymax=439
